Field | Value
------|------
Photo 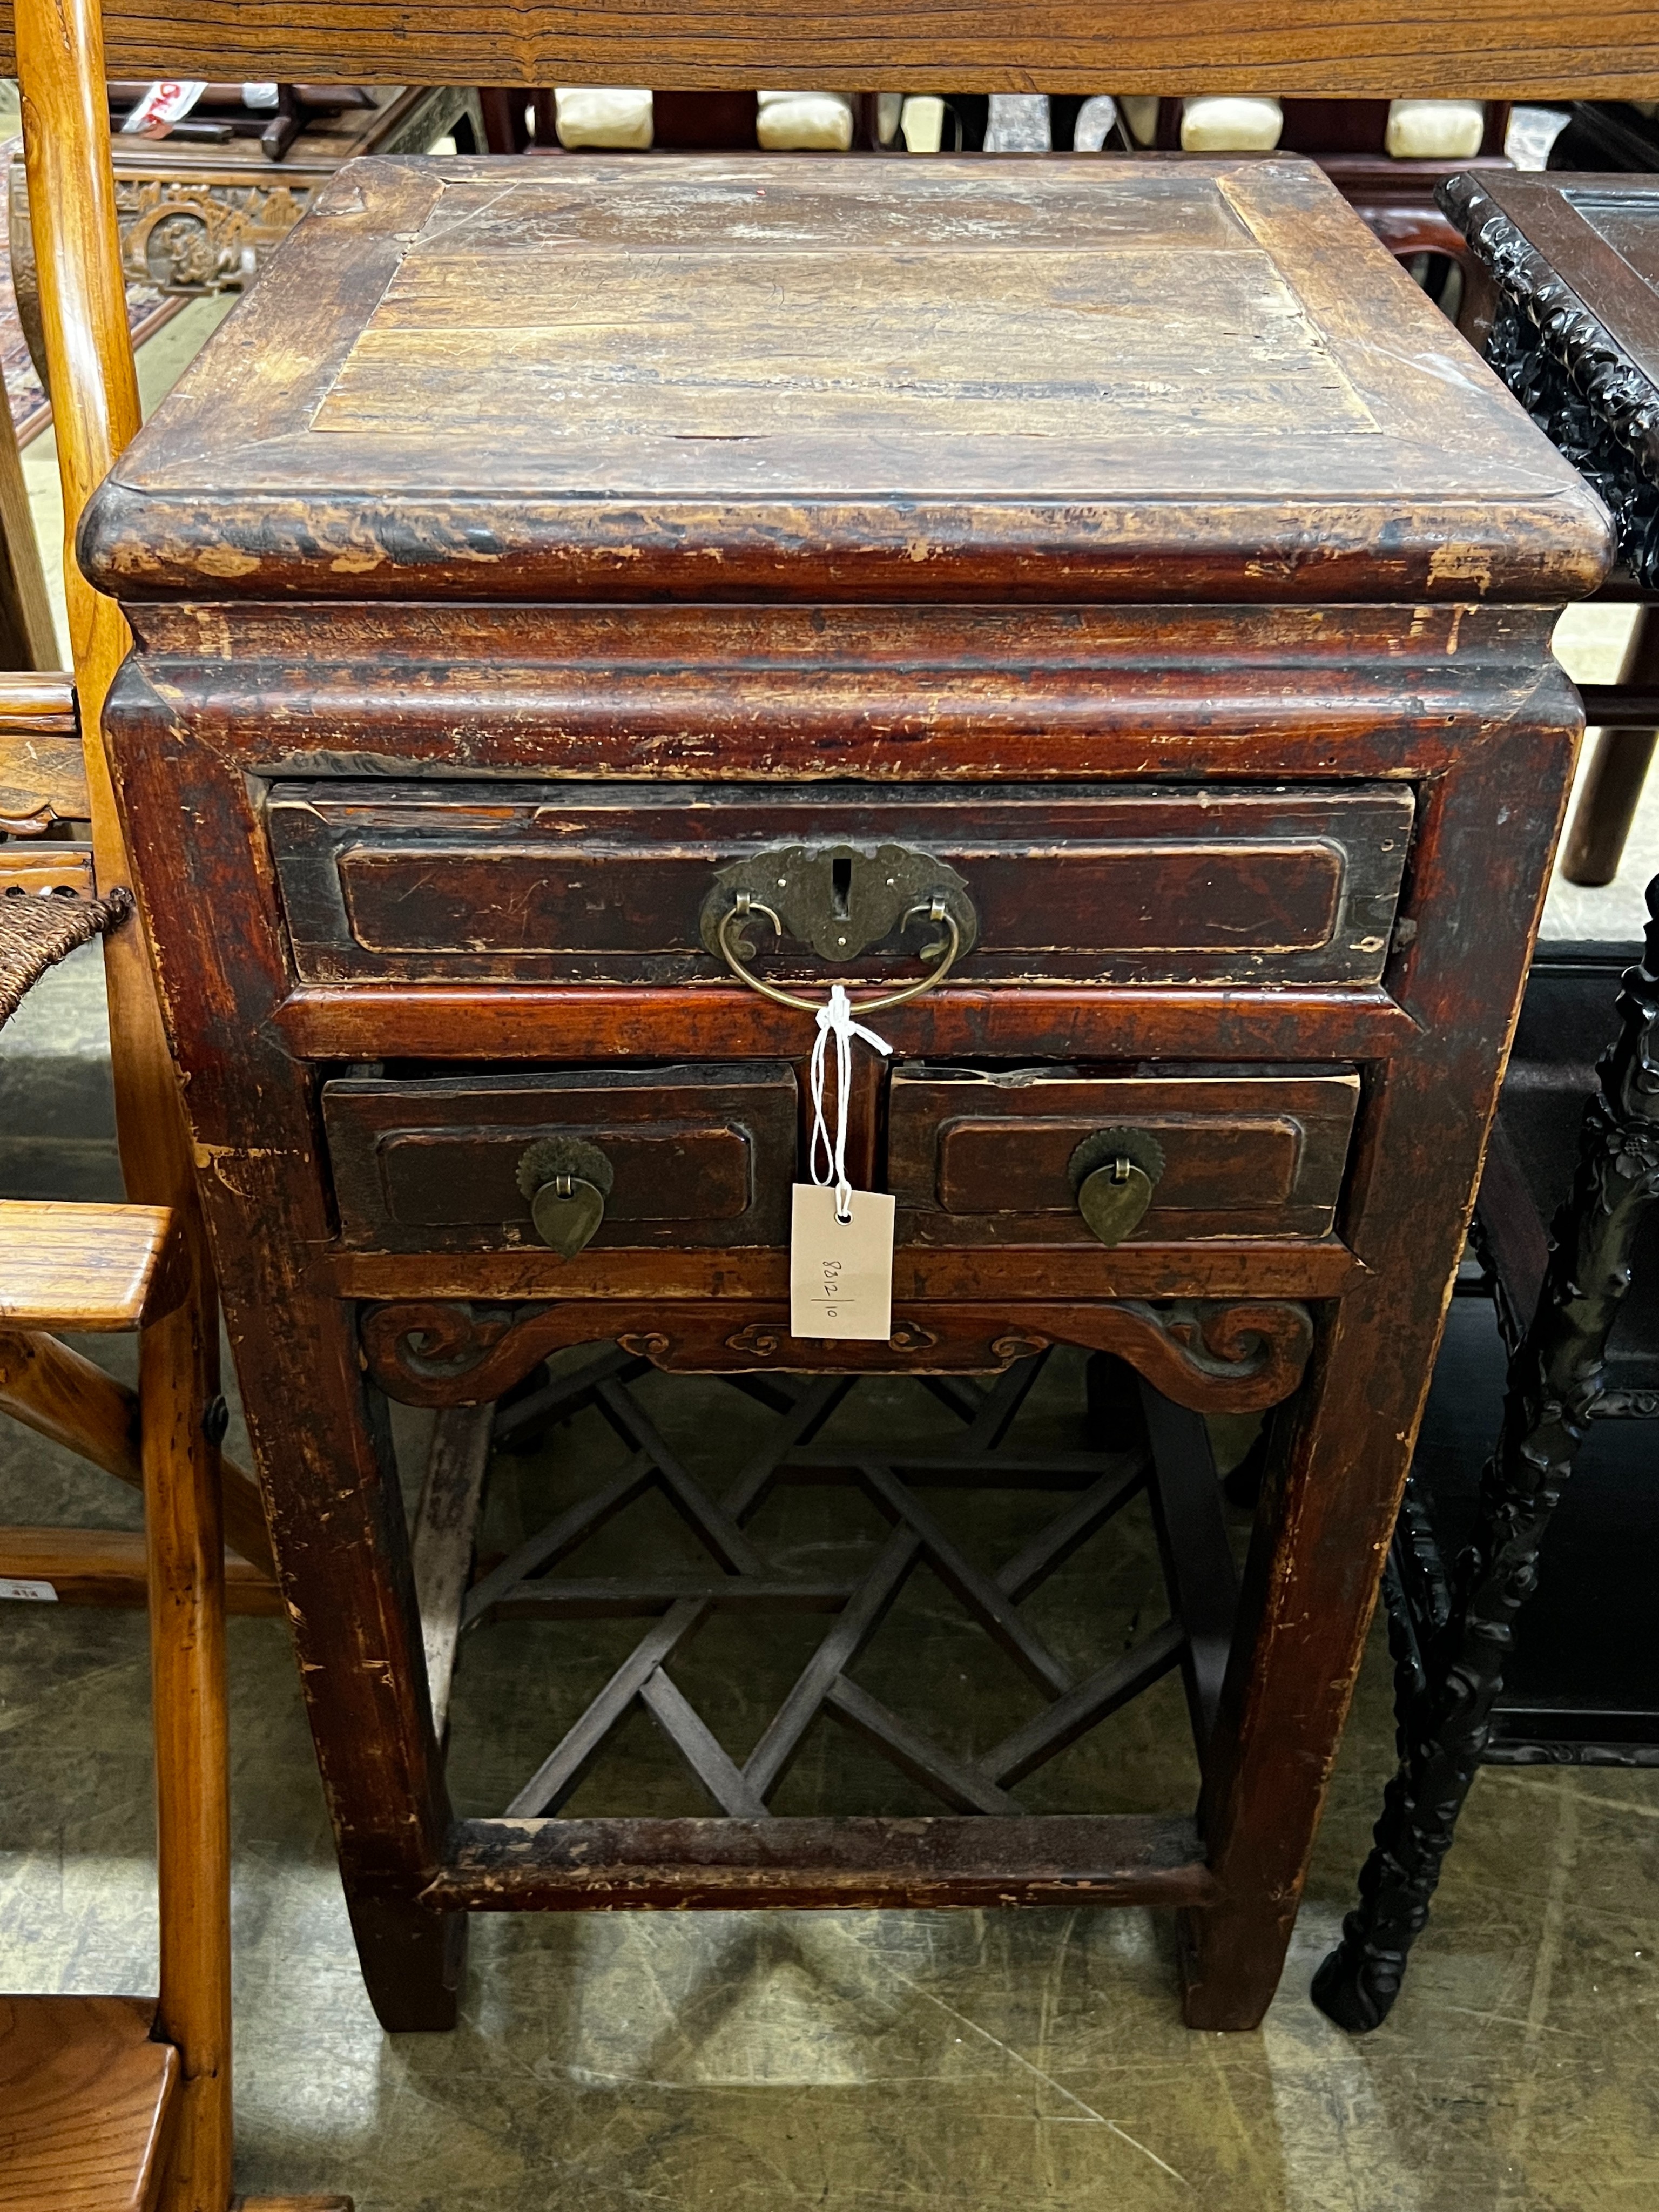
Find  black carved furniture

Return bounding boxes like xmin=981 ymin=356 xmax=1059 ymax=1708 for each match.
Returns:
xmin=1315 ymin=899 xmax=1659 ymax=2031
xmin=1444 ymin=170 xmax=1659 ymax=888
xmin=1545 ymin=103 xmax=1659 ymax=177
xmin=83 ymin=152 xmax=1609 ymax=2034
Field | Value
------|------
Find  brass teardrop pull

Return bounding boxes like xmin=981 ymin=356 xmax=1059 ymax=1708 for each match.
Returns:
xmin=516 ymin=1137 xmax=615 ymax=1260
xmin=1068 ymin=1128 xmax=1166 ymax=1249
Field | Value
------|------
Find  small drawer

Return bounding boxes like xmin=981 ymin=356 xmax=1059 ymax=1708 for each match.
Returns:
xmin=323 ymin=1062 xmax=798 ymax=1252
xmin=269 ymin=778 xmax=1413 ymax=988
xmin=887 ymin=1064 xmax=1360 ymax=1245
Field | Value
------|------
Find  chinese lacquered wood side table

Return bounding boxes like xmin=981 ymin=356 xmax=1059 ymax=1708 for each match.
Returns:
xmin=81 ymin=154 xmax=1609 ymax=2033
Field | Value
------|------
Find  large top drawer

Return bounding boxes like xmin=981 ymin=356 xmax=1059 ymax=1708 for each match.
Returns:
xmin=268 ymin=779 xmax=1413 ymax=988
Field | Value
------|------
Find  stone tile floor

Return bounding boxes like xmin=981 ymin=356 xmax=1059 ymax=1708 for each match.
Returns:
xmin=6 ymin=1346 xmax=1659 ymax=2212
xmin=5 ymin=160 xmax=1659 ymax=2212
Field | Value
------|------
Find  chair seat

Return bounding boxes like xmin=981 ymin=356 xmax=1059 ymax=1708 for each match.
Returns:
xmin=0 ymin=1993 xmax=177 ymax=2211
xmin=0 ymin=1202 xmax=178 ymax=1330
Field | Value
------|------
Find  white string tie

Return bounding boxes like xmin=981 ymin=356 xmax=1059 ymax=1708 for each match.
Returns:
xmin=808 ymin=983 xmax=892 ymax=1222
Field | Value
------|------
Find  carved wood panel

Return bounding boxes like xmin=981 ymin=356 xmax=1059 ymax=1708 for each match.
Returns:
xmin=359 ymin=1294 xmax=1315 ymax=1412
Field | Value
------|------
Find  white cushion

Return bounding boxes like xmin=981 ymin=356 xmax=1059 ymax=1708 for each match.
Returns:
xmin=1180 ymin=97 xmax=1282 ymax=153
xmin=1385 ymin=99 xmax=1485 ymax=160
xmin=900 ymin=95 xmax=946 ymax=154
xmin=554 ymin=87 xmax=652 ymax=150
xmin=1071 ymin=95 xmax=1119 ymax=153
xmin=756 ymin=91 xmax=854 ymax=151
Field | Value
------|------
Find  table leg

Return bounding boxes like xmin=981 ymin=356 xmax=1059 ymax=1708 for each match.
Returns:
xmin=1181 ymin=727 xmax=1577 ymax=2030
xmin=1562 ymin=606 xmax=1659 ymax=887
xmin=219 ymin=1277 xmax=462 ymax=2031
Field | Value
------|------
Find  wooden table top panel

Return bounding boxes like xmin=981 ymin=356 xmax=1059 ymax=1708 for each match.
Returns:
xmin=82 ymin=155 xmax=1611 ymax=606
xmin=0 ymin=2 xmax=1654 ymax=98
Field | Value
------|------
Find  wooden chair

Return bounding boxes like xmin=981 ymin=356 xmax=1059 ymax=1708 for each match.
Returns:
xmin=8 ymin=84 xmax=484 ymax=372
xmin=1112 ymin=93 xmax=1512 ymax=296
xmin=0 ymin=0 xmax=281 ymax=1619
xmin=0 ymin=1203 xmax=346 ymax=2211
xmin=0 ymin=0 xmax=342 ymax=2203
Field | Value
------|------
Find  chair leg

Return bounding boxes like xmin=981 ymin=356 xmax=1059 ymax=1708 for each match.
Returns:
xmin=144 ymin=1293 xmax=233 ymax=2211
xmin=1561 ymin=605 xmax=1659 ymax=887
xmin=1314 ymin=880 xmax=1659 ymax=2031
xmin=0 ymin=365 xmax=57 ymax=669
xmin=1561 ymin=727 xmax=1658 ymax=887
xmin=1137 ymin=1376 xmax=1239 ymax=1751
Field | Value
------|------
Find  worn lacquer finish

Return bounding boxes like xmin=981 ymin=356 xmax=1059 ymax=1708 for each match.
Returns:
xmin=89 ymin=154 xmax=1609 ymax=2034
xmin=80 ymin=160 xmax=1606 ymax=607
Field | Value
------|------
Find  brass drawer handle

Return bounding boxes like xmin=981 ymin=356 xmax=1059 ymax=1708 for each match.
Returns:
xmin=716 ymin=893 xmax=962 ymax=1014
xmin=1068 ymin=1129 xmax=1166 ymax=1247
xmin=516 ymin=1136 xmax=614 ymax=1259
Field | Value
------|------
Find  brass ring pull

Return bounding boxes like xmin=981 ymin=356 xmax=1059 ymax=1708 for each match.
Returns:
xmin=715 ymin=894 xmax=962 ymax=1014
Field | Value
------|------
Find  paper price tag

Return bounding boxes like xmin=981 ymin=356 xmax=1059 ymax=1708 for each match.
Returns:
xmin=790 ymin=1184 xmax=895 ymax=1341
xmin=0 ymin=1577 xmax=57 ymax=1602
xmin=120 ymin=80 xmax=207 ymax=137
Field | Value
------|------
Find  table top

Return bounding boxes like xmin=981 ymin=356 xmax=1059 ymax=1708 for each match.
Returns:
xmin=82 ymin=153 xmax=1610 ymax=607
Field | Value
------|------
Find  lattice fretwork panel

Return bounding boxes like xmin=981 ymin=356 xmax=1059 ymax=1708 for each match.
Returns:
xmin=443 ymin=1348 xmax=1240 ymax=1823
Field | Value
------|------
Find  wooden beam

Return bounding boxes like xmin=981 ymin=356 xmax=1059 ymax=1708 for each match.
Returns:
xmin=0 ymin=1201 xmax=181 ymax=1329
xmin=409 ymin=1401 xmax=493 ymax=1739
xmin=427 ymin=1812 xmax=1217 ymax=1909
xmin=0 ymin=389 xmax=57 ymax=670
xmin=0 ymin=1326 xmax=141 ymax=1482
xmin=0 ymin=1327 xmax=278 ymax=1577
xmin=1579 ymin=685 xmax=1659 ymax=728
xmin=0 ymin=1526 xmax=282 ymax=1611
xmin=0 ymin=3 xmax=1647 ymax=97
xmin=0 ymin=671 xmax=75 ymax=729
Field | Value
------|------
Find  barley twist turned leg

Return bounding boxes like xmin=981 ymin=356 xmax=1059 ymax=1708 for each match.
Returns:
xmin=1314 ymin=875 xmax=1659 ymax=2032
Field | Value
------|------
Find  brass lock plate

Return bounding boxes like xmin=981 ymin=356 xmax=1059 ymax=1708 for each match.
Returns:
xmin=700 ymin=841 xmax=978 ymax=966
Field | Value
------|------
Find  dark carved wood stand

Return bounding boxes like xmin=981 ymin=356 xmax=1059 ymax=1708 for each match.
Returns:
xmin=1316 ymin=882 xmax=1659 ymax=2030
xmin=1444 ymin=168 xmax=1659 ymax=887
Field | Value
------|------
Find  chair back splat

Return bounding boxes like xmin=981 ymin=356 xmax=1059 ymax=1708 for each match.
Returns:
xmin=0 ymin=2 xmax=1655 ymax=98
